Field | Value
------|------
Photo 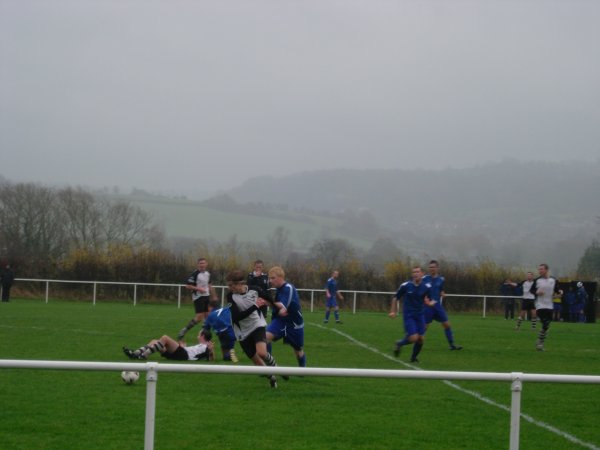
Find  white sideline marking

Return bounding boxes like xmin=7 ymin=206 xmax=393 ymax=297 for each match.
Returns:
xmin=310 ymin=322 xmax=599 ymax=450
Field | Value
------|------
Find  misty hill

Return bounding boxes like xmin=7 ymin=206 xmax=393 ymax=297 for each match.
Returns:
xmin=221 ymin=160 xmax=600 ymax=273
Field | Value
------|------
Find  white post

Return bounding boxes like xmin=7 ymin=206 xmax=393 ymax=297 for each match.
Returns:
xmin=93 ymin=283 xmax=97 ymax=306
xmin=134 ymin=284 xmax=137 ymax=306
xmin=45 ymin=281 xmax=50 ymax=304
xmin=483 ymin=296 xmax=487 ymax=318
xmin=220 ymin=287 xmax=225 ymax=307
xmin=352 ymin=292 xmax=357 ymax=314
xmin=509 ymin=372 xmax=523 ymax=450
xmin=310 ymin=291 xmax=314 ymax=313
xmin=177 ymin=286 xmax=181 ymax=309
xmin=144 ymin=362 xmax=158 ymax=450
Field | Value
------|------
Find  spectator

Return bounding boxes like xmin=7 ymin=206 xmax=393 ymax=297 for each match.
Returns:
xmin=501 ymin=278 xmax=516 ymax=320
xmin=1 ymin=265 xmax=15 ymax=302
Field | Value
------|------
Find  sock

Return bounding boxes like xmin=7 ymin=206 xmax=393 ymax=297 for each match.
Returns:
xmin=297 ymin=353 xmax=306 ymax=367
xmin=531 ymin=317 xmax=537 ymax=328
xmin=267 ymin=342 xmax=272 ymax=354
xmin=178 ymin=319 xmax=198 ymax=339
xmin=262 ymin=352 xmax=277 ymax=367
xmin=516 ymin=317 xmax=523 ymax=329
xmin=397 ymin=337 xmax=410 ymax=347
xmin=411 ymin=343 xmax=423 ymax=360
xmin=324 ymin=311 xmax=330 ymax=322
xmin=141 ymin=341 xmax=164 ymax=358
xmin=444 ymin=328 xmax=454 ymax=346
xmin=334 ymin=311 xmax=340 ymax=321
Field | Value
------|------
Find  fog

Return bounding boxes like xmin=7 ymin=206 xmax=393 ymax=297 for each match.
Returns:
xmin=1 ymin=0 xmax=599 ymax=198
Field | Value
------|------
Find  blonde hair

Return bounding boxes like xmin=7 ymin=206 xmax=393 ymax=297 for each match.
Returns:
xmin=268 ymin=266 xmax=285 ymax=279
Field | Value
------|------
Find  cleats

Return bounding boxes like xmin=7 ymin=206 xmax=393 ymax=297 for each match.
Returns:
xmin=336 ymin=321 xmax=343 ymax=324
xmin=393 ymin=343 xmax=401 ymax=358
xmin=410 ymin=358 xmax=419 ymax=363
xmin=123 ymin=347 xmax=136 ymax=359
xmin=323 ymin=320 xmax=329 ymax=324
xmin=269 ymin=376 xmax=278 ymax=389
xmin=229 ymin=349 xmax=239 ymax=363
xmin=450 ymin=345 xmax=463 ymax=351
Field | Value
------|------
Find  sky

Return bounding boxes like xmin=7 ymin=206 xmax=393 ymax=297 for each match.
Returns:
xmin=1 ymin=0 xmax=599 ymax=198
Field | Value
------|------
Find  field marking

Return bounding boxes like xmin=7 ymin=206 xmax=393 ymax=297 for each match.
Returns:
xmin=310 ymin=322 xmax=600 ymax=450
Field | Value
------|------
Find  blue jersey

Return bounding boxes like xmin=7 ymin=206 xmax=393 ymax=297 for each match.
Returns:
xmin=395 ymin=280 xmax=432 ymax=315
xmin=203 ymin=307 xmax=233 ymax=334
xmin=326 ymin=277 xmax=338 ymax=298
xmin=273 ymin=282 xmax=304 ymax=327
xmin=422 ymin=274 xmax=444 ymax=302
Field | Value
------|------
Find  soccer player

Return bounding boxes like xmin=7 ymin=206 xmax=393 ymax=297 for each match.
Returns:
xmin=323 ymin=270 xmax=344 ymax=324
xmin=530 ymin=263 xmax=563 ymax=351
xmin=514 ymin=271 xmax=537 ymax=330
xmin=267 ymin=266 xmax=307 ymax=368
xmin=123 ymin=329 xmax=215 ymax=361
xmin=389 ymin=265 xmax=436 ymax=363
xmin=247 ymin=259 xmax=271 ymax=318
xmin=422 ymin=260 xmax=462 ymax=350
xmin=226 ymin=269 xmax=282 ymax=388
xmin=177 ymin=257 xmax=219 ymax=340
xmin=203 ymin=305 xmax=238 ymax=362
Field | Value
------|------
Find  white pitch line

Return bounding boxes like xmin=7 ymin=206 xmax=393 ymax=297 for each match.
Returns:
xmin=310 ymin=322 xmax=599 ymax=450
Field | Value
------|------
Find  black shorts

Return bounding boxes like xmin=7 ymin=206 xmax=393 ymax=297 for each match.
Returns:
xmin=193 ymin=297 xmax=210 ymax=314
xmin=521 ymin=299 xmax=535 ymax=311
xmin=240 ymin=327 xmax=267 ymax=359
xmin=536 ymin=308 xmax=553 ymax=324
xmin=161 ymin=346 xmax=189 ymax=361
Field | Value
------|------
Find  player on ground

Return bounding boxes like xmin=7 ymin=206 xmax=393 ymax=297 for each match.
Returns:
xmin=323 ymin=270 xmax=343 ymax=324
xmin=123 ymin=329 xmax=214 ymax=361
xmin=267 ymin=266 xmax=307 ymax=369
xmin=389 ymin=265 xmax=436 ymax=363
xmin=514 ymin=271 xmax=537 ymax=330
xmin=177 ymin=257 xmax=219 ymax=341
xmin=530 ymin=263 xmax=563 ymax=351
xmin=422 ymin=260 xmax=462 ymax=350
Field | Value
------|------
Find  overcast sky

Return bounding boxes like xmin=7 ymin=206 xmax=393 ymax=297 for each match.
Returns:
xmin=1 ymin=0 xmax=599 ymax=197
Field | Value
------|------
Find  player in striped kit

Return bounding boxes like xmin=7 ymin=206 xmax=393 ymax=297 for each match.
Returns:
xmin=530 ymin=264 xmax=563 ymax=351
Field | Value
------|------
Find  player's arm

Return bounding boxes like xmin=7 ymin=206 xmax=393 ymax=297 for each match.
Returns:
xmin=389 ymin=295 xmax=399 ymax=317
xmin=206 ymin=341 xmax=215 ymax=361
xmin=424 ymin=295 xmax=436 ymax=307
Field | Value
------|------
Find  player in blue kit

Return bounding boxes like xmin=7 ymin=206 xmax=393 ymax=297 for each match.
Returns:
xmin=267 ymin=266 xmax=306 ymax=368
xmin=422 ymin=260 xmax=462 ymax=350
xmin=389 ymin=265 xmax=436 ymax=363
xmin=202 ymin=306 xmax=238 ymax=362
xmin=324 ymin=270 xmax=344 ymax=324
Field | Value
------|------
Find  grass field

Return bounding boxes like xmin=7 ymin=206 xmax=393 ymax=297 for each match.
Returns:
xmin=1 ymin=299 xmax=599 ymax=450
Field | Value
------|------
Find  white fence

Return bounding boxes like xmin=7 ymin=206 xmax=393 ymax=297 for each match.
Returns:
xmin=1 ymin=359 xmax=599 ymax=450
xmin=13 ymin=277 xmax=525 ymax=318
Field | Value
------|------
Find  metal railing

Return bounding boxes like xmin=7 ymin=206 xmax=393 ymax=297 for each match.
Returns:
xmin=1 ymin=359 xmax=599 ymax=450
xmin=10 ymin=277 xmax=570 ymax=318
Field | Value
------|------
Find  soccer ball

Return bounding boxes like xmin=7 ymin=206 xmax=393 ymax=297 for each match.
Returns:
xmin=121 ymin=371 xmax=140 ymax=384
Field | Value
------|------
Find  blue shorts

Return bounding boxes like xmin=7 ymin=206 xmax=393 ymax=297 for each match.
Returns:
xmin=326 ymin=297 xmax=338 ymax=308
xmin=553 ymin=303 xmax=562 ymax=311
xmin=403 ymin=312 xmax=426 ymax=336
xmin=217 ymin=329 xmax=236 ymax=351
xmin=267 ymin=318 xmax=305 ymax=351
xmin=424 ymin=302 xmax=449 ymax=324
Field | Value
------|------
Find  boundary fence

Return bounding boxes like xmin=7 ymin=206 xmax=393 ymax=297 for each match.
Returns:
xmin=1 ymin=359 xmax=599 ymax=450
xmin=9 ymin=277 xmax=570 ymax=318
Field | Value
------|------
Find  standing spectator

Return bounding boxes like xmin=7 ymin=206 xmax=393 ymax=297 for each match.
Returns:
xmin=515 ymin=272 xmax=537 ymax=331
xmin=530 ymin=264 xmax=563 ymax=351
xmin=389 ymin=265 xmax=436 ymax=363
xmin=552 ymin=291 xmax=563 ymax=322
xmin=123 ymin=329 xmax=215 ymax=361
xmin=1 ymin=265 xmax=15 ymax=302
xmin=575 ymin=282 xmax=588 ymax=323
xmin=203 ymin=306 xmax=238 ymax=362
xmin=422 ymin=260 xmax=462 ymax=350
xmin=247 ymin=259 xmax=271 ymax=318
xmin=177 ymin=258 xmax=219 ymax=341
xmin=500 ymin=279 xmax=516 ymax=320
xmin=267 ymin=266 xmax=307 ymax=369
xmin=226 ymin=269 xmax=282 ymax=389
xmin=323 ymin=270 xmax=343 ymax=324
xmin=565 ymin=286 xmax=577 ymax=322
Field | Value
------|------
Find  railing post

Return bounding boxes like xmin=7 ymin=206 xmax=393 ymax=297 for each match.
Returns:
xmin=134 ymin=284 xmax=138 ymax=306
xmin=45 ymin=281 xmax=49 ymax=304
xmin=353 ymin=292 xmax=357 ymax=314
xmin=509 ymin=372 xmax=523 ymax=450
xmin=93 ymin=283 xmax=97 ymax=306
xmin=177 ymin=286 xmax=181 ymax=309
xmin=311 ymin=290 xmax=314 ymax=313
xmin=483 ymin=296 xmax=487 ymax=318
xmin=221 ymin=287 xmax=225 ymax=307
xmin=144 ymin=362 xmax=158 ymax=450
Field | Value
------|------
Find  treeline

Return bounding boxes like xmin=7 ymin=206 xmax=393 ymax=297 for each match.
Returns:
xmin=1 ymin=182 xmax=591 ymax=306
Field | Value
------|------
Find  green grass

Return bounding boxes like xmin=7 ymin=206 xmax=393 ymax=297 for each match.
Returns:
xmin=1 ymin=299 xmax=599 ymax=450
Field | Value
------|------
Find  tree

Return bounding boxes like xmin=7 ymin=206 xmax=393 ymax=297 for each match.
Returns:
xmin=310 ymin=238 xmax=356 ymax=269
xmin=577 ymin=240 xmax=600 ymax=279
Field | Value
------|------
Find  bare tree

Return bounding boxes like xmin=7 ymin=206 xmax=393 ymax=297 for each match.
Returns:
xmin=56 ymin=187 xmax=103 ymax=251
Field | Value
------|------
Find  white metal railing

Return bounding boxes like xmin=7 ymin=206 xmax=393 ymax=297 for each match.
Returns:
xmin=12 ymin=277 xmax=532 ymax=317
xmin=1 ymin=359 xmax=599 ymax=450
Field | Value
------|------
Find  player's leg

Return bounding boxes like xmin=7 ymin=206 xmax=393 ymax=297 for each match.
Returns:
xmin=436 ymin=306 xmax=461 ymax=350
xmin=394 ymin=314 xmax=417 ymax=357
xmin=535 ymin=309 xmax=552 ymax=351
xmin=324 ymin=305 xmax=331 ymax=323
xmin=177 ymin=299 xmax=207 ymax=340
xmin=530 ymin=305 xmax=537 ymax=329
xmin=334 ymin=305 xmax=342 ymax=324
